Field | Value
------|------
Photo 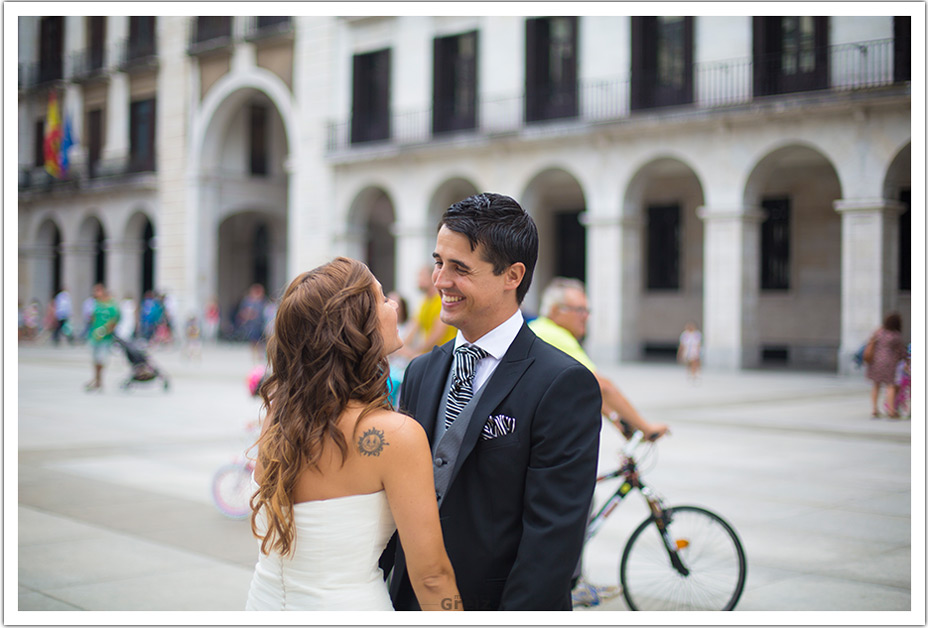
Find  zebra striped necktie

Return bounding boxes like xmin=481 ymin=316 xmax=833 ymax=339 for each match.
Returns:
xmin=444 ymin=344 xmax=489 ymax=430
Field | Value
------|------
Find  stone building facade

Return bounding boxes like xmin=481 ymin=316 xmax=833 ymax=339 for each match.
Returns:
xmin=17 ymin=14 xmax=914 ymax=372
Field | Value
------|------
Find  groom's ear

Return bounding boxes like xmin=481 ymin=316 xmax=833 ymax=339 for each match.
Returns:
xmin=503 ymin=263 xmax=525 ymax=294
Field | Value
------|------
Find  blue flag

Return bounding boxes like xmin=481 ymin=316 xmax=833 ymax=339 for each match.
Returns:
xmin=60 ymin=113 xmax=75 ymax=175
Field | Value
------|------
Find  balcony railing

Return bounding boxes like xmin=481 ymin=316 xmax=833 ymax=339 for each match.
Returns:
xmin=188 ymin=17 xmax=234 ymax=56
xmin=327 ymin=37 xmax=907 ymax=153
xmin=244 ymin=16 xmax=294 ymax=42
xmin=19 ymin=156 xmax=157 ymax=194
xmin=69 ymin=48 xmax=107 ymax=82
xmin=120 ymin=36 xmax=158 ymax=71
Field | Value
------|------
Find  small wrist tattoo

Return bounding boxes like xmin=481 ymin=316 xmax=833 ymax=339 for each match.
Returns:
xmin=358 ymin=427 xmax=389 ymax=456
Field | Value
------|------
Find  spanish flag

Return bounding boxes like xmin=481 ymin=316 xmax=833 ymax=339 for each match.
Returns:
xmin=44 ymin=91 xmax=72 ymax=179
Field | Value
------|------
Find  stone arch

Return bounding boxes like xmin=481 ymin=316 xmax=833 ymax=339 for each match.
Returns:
xmin=118 ymin=210 xmax=157 ymax=300
xmin=884 ymin=142 xmax=912 ymax=335
xmin=744 ymin=143 xmax=843 ymax=369
xmin=189 ymin=66 xmax=297 ymax=319
xmin=426 ymin=176 xmax=481 ymax=237
xmin=621 ymin=157 xmax=706 ymax=360
xmin=29 ymin=218 xmax=64 ymax=307
xmin=520 ymin=167 xmax=588 ymax=315
xmin=346 ymin=186 xmax=398 ymax=293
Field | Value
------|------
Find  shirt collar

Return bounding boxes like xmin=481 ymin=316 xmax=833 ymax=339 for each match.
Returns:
xmin=453 ymin=309 xmax=524 ymax=360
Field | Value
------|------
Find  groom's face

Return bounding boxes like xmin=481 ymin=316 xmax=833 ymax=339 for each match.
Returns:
xmin=432 ymin=226 xmax=519 ymax=343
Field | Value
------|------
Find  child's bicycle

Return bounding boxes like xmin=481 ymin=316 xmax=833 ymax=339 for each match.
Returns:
xmin=584 ymin=424 xmax=747 ymax=611
xmin=211 ymin=421 xmax=259 ymax=520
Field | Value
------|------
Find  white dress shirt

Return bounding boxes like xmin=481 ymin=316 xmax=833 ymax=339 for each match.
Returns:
xmin=453 ymin=309 xmax=524 ymax=393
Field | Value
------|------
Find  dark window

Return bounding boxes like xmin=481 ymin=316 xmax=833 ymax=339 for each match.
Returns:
xmin=39 ymin=17 xmax=64 ymax=83
xmin=195 ymin=16 xmax=232 ymax=44
xmin=250 ymin=104 xmax=268 ymax=176
xmin=142 ymin=220 xmax=155 ymax=294
xmin=433 ymin=31 xmax=478 ymax=134
xmin=646 ymin=204 xmax=681 ymax=291
xmin=94 ymin=223 xmax=106 ymax=284
xmin=87 ymin=109 xmax=103 ymax=178
xmin=555 ymin=210 xmax=586 ymax=283
xmin=894 ymin=16 xmax=911 ymax=83
xmin=525 ymin=16 xmax=578 ymax=122
xmin=631 ymin=16 xmax=694 ymax=110
xmin=753 ymin=17 xmax=829 ymax=97
xmin=128 ymin=17 xmax=157 ymax=60
xmin=129 ymin=99 xmax=156 ymax=172
xmin=351 ymin=49 xmax=391 ymax=144
xmin=761 ymin=198 xmax=790 ymax=290
xmin=257 ymin=16 xmax=290 ymax=29
xmin=34 ymin=119 xmax=45 ymax=168
xmin=88 ymin=17 xmax=106 ymax=71
xmin=899 ymin=189 xmax=910 ymax=291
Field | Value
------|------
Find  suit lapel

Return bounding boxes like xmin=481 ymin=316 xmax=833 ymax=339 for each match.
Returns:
xmin=414 ymin=343 xmax=454 ymax=442
xmin=448 ymin=323 xmax=535 ymax=484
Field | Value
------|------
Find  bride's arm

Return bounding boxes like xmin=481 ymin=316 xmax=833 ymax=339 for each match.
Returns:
xmin=376 ymin=414 xmax=462 ymax=611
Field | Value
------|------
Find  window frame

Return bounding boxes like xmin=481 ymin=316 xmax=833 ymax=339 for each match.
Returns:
xmin=631 ymin=16 xmax=694 ymax=111
xmin=432 ymin=30 xmax=479 ymax=135
xmin=525 ymin=16 xmax=579 ymax=123
xmin=351 ymin=48 xmax=392 ymax=144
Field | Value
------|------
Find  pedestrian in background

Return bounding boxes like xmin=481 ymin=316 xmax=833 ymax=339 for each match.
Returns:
xmin=866 ymin=312 xmax=906 ymax=418
xmin=53 ymin=287 xmax=74 ymax=345
xmin=678 ymin=321 xmax=703 ymax=381
xmin=203 ymin=298 xmax=220 ymax=343
xmin=85 ymin=283 xmax=120 ymax=392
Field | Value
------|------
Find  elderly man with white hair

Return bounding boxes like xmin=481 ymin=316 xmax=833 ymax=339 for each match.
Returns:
xmin=529 ymin=277 xmax=669 ymax=441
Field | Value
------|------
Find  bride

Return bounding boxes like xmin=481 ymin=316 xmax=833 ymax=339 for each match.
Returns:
xmin=246 ymin=257 xmax=461 ymax=611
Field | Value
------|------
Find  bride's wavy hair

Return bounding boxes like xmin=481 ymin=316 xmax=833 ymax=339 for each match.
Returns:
xmin=250 ymin=257 xmax=392 ymax=556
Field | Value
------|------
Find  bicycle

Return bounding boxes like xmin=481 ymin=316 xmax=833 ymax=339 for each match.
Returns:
xmin=211 ymin=421 xmax=259 ymax=520
xmin=584 ymin=426 xmax=747 ymax=611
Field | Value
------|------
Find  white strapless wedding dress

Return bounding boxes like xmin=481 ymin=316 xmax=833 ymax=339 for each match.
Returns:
xmin=246 ymin=488 xmax=396 ymax=610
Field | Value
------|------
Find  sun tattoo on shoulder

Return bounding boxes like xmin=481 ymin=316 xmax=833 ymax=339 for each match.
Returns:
xmin=358 ymin=427 xmax=390 ymax=457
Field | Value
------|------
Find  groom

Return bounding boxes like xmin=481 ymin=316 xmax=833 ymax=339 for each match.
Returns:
xmin=387 ymin=193 xmax=602 ymax=610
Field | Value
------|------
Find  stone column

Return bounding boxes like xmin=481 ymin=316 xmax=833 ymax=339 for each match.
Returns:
xmin=20 ymin=243 xmax=58 ymax=306
xmin=102 ymin=17 xmax=129 ymax=172
xmin=833 ymin=198 xmax=904 ymax=375
xmin=582 ymin=212 xmax=624 ymax=365
xmin=697 ymin=205 xmax=765 ymax=370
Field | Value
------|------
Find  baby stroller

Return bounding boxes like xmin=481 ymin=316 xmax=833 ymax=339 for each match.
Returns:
xmin=113 ymin=335 xmax=170 ymax=391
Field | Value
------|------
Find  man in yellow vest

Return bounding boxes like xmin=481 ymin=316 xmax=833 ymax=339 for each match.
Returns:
xmin=529 ymin=277 xmax=669 ymax=440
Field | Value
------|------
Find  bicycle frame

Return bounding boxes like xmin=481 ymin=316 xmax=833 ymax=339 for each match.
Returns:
xmin=584 ymin=431 xmax=690 ymax=576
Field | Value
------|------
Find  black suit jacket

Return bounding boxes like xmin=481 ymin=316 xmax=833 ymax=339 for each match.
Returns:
xmin=387 ymin=322 xmax=602 ymax=610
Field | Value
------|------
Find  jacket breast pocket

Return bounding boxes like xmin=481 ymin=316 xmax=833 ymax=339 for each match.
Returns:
xmin=477 ymin=432 xmax=520 ymax=452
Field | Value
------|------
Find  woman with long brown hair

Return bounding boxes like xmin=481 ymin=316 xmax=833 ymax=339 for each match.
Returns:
xmin=246 ymin=257 xmax=460 ymax=611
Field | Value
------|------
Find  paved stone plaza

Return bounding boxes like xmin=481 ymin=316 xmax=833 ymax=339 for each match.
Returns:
xmin=12 ymin=341 xmax=921 ymax=622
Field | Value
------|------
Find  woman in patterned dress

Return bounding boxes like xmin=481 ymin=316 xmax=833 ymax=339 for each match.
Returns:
xmin=866 ymin=312 xmax=906 ymax=418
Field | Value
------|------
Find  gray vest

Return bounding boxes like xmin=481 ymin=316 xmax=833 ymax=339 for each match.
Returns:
xmin=431 ymin=366 xmax=489 ymax=507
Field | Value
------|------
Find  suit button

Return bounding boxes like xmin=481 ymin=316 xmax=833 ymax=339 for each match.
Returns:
xmin=435 ymin=457 xmax=445 ymax=466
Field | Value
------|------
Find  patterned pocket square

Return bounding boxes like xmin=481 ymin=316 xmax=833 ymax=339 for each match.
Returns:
xmin=481 ymin=414 xmax=516 ymax=440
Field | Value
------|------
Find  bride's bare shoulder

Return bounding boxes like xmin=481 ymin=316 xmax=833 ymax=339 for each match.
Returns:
xmin=354 ymin=410 xmax=426 ymax=458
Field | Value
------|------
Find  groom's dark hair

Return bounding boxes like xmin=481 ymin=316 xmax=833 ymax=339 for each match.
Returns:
xmin=439 ymin=193 xmax=538 ymax=305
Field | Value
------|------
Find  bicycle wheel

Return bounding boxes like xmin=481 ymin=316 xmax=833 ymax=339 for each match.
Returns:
xmin=211 ymin=463 xmax=254 ymax=519
xmin=620 ymin=505 xmax=746 ymax=611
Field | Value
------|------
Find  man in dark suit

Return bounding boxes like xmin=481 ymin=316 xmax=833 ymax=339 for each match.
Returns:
xmin=387 ymin=193 xmax=602 ymax=610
